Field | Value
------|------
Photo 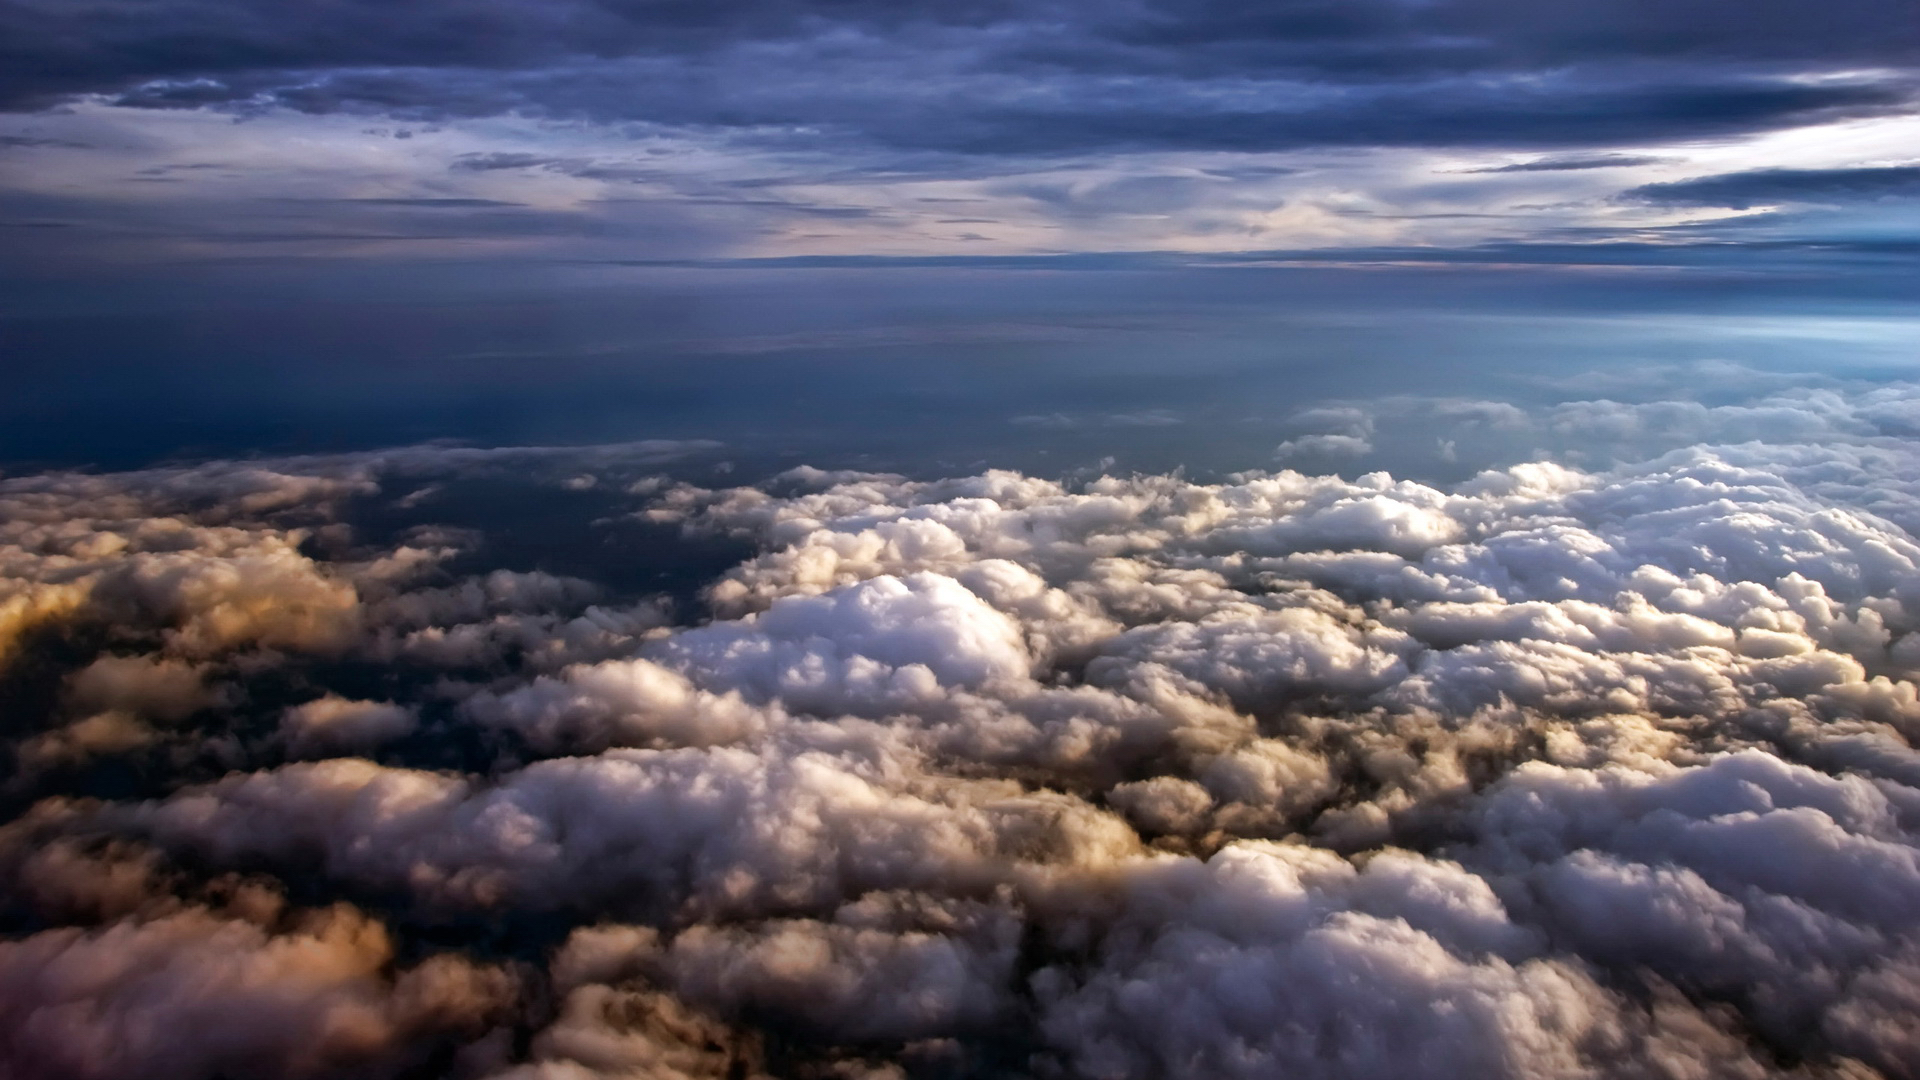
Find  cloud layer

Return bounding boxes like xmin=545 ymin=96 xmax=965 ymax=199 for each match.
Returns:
xmin=5 ymin=0 xmax=1913 ymax=151
xmin=4 ymin=391 xmax=1920 ymax=1078
xmin=3 ymin=0 xmax=1916 ymax=271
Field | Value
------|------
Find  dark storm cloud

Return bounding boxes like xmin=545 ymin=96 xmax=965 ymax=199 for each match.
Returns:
xmin=1628 ymin=166 xmax=1920 ymax=209
xmin=3 ymin=0 xmax=1916 ymax=155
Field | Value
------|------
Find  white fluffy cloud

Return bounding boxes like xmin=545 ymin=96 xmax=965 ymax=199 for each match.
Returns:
xmin=7 ymin=396 xmax=1920 ymax=1078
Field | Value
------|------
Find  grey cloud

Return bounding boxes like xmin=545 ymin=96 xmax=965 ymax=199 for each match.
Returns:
xmin=1012 ymin=409 xmax=1184 ymax=430
xmin=0 ymin=134 xmax=91 ymax=148
xmin=1276 ymin=407 xmax=1376 ymax=460
xmin=1628 ymin=165 xmax=1920 ymax=209
xmin=1460 ymin=154 xmax=1667 ymax=172
xmin=450 ymin=152 xmax=578 ymax=172
xmin=342 ymin=197 xmax=529 ymax=208
xmin=2 ymin=0 xmax=1913 ymax=160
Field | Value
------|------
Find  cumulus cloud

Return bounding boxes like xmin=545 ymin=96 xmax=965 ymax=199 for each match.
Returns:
xmin=1274 ymin=433 xmax=1374 ymax=460
xmin=6 ymin=400 xmax=1920 ymax=1077
xmin=0 ymin=903 xmax=513 ymax=1080
xmin=279 ymin=696 xmax=417 ymax=757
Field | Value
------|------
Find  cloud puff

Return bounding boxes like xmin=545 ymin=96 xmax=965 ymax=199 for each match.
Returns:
xmin=0 ymin=903 xmax=513 ymax=1080
xmin=279 ymin=696 xmax=417 ymax=757
xmin=1034 ymin=844 xmax=1674 ymax=1080
xmin=1274 ymin=433 xmax=1375 ymax=460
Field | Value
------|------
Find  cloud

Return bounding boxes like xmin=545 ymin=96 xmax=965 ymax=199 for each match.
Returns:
xmin=1274 ymin=407 xmax=1378 ymax=461
xmin=1012 ymin=410 xmax=1184 ymax=430
xmin=66 ymin=656 xmax=219 ymax=722
xmin=1460 ymin=154 xmax=1667 ymax=172
xmin=1031 ymin=844 xmax=1741 ymax=1080
xmin=2 ymin=0 xmax=1913 ymax=160
xmin=1627 ymin=165 xmax=1920 ymax=209
xmin=341 ymin=197 xmax=529 ymax=208
xmin=279 ymin=696 xmax=417 ymax=757
xmin=0 ymin=903 xmax=513 ymax=1080
xmin=0 ymin=134 xmax=91 ymax=148
xmin=1275 ymin=433 xmax=1374 ymax=459
xmin=0 ymin=0 xmax=1912 ymax=286
xmin=6 ymin=399 xmax=1920 ymax=1076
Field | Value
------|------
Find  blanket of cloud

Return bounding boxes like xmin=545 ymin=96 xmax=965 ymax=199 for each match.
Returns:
xmin=7 ymin=385 xmax=1920 ymax=1080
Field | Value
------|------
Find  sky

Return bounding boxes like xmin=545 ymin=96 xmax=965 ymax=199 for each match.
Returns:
xmin=3 ymin=0 xmax=1919 ymax=265
xmin=3 ymin=0 xmax=1919 ymax=469
xmin=8 ymin=7 xmax=1920 ymax=1080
